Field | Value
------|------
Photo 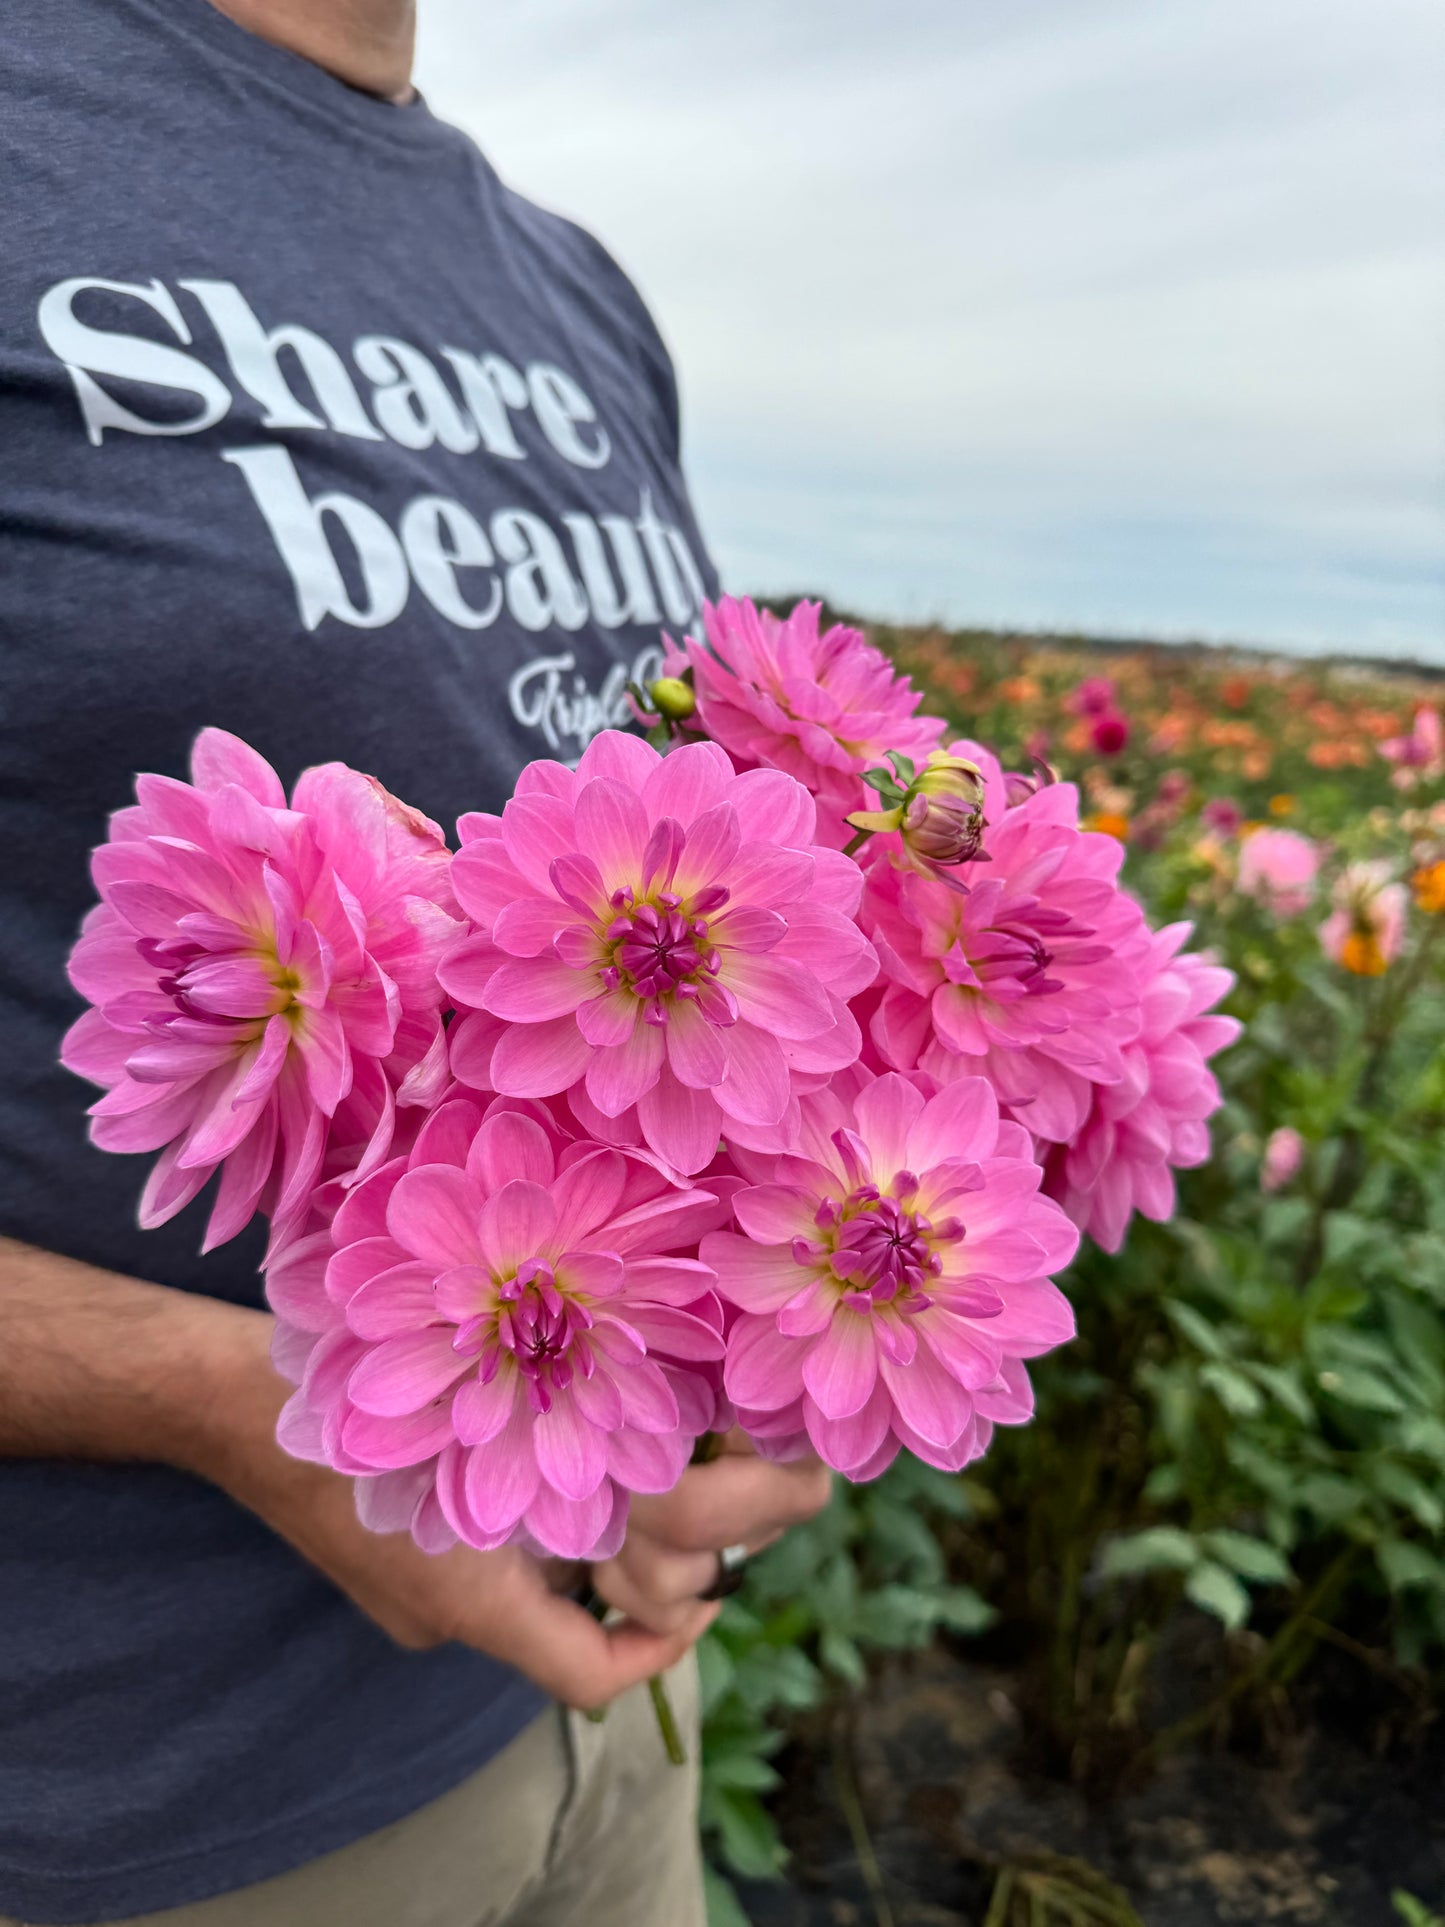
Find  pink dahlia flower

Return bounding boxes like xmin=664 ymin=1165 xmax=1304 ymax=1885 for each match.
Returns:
xmin=62 ymin=731 xmax=460 ymax=1249
xmin=662 ymin=597 xmax=944 ymax=844
xmin=1260 ymin=1125 xmax=1305 ymax=1194
xmin=1380 ymin=707 xmax=1444 ymax=789
xmin=438 ymin=730 xmax=876 ymax=1177
xmin=1235 ymin=828 xmax=1319 ymax=918
xmin=1069 ymin=676 xmax=1116 ymax=718
xmin=1041 ymin=924 xmax=1240 ymax=1252
xmin=266 ymin=1094 xmax=732 ymax=1560
xmin=866 ymin=743 xmax=1149 ymax=1142
xmin=701 ymin=1070 xmax=1078 ymax=1479
xmin=1319 ymin=860 xmax=1407 ymax=975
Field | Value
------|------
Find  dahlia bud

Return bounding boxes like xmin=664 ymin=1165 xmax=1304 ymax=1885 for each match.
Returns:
xmin=647 ymin=675 xmax=697 ymax=722
xmin=901 ymin=756 xmax=987 ymax=863
xmin=845 ymin=750 xmax=986 ymax=876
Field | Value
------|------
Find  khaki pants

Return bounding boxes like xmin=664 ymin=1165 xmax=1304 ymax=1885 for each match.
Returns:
xmin=7 ymin=1656 xmax=704 ymax=1927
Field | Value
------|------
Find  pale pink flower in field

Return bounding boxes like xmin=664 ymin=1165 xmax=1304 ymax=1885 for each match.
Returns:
xmin=61 ymin=731 xmax=461 ymax=1250
xmin=865 ymin=743 xmax=1149 ymax=1143
xmin=1380 ymin=707 xmax=1444 ymax=789
xmin=1235 ymin=828 xmax=1319 ymax=918
xmin=702 ymin=1070 xmax=1078 ymax=1479
xmin=266 ymin=1094 xmax=732 ymax=1560
xmin=1260 ymin=1126 xmax=1305 ymax=1193
xmin=438 ymin=731 xmax=876 ymax=1176
xmin=661 ymin=598 xmax=944 ymax=844
xmin=1318 ymin=860 xmax=1407 ymax=975
xmin=1042 ymin=925 xmax=1240 ymax=1252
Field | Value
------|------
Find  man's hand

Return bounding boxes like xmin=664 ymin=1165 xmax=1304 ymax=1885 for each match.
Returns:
xmin=0 ymin=1238 xmax=716 ymax=1712
xmin=590 ymin=1429 xmax=834 ymax=1635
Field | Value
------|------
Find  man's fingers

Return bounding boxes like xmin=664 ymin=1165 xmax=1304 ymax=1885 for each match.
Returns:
xmin=630 ymin=1452 xmax=833 ymax=1555
xmin=591 ymin=1541 xmax=718 ymax=1633
xmin=490 ymin=1585 xmax=718 ymax=1712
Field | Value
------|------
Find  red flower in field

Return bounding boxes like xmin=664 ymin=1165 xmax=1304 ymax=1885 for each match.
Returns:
xmin=1090 ymin=713 xmax=1130 ymax=757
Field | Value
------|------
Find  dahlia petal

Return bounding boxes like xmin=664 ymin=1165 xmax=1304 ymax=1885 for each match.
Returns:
xmin=574 ymin=777 xmax=649 ymax=884
xmin=637 ymin=1066 xmax=722 ymax=1173
xmin=801 ymin=1311 xmax=878 ymax=1419
xmin=452 ymin=1368 xmax=519 ymax=1446
xmin=342 ymin=1401 xmax=455 ymax=1469
xmin=607 ymin=1354 xmax=680 ymax=1434
xmin=549 ymin=1148 xmax=628 ymax=1248
xmin=346 ymin=1262 xmax=448 ymax=1339
xmin=386 ymin=1164 xmax=483 ymax=1268
xmin=709 ymin=905 xmax=787 ymax=954
xmin=490 ymin=1015 xmax=592 ymax=1097
xmin=533 ymin=1396 xmax=609 ymax=1501
xmin=483 ymin=957 xmax=594 ymax=1023
xmin=347 ymin=1330 xmax=469 ymax=1417
xmin=640 ymin=738 xmax=735 ymax=826
xmin=716 ymin=1024 xmax=790 ymax=1126
xmin=522 ymin=1473 xmax=621 ymax=1560
xmin=576 ymin=987 xmax=640 ymax=1048
xmin=501 ymin=793 xmax=578 ymax=894
xmin=463 ymin=1407 xmax=541 ymax=1533
xmin=724 ymin=1312 xmax=807 ymax=1411
xmin=665 ymin=998 xmax=728 ymax=1090
xmin=878 ymin=1342 xmax=973 ymax=1449
xmin=606 ymin=1425 xmax=692 ymax=1493
xmin=190 ymin=727 xmax=287 ymax=807
xmin=585 ymin=1021 xmax=665 ymax=1117
xmin=466 ymin=1110 xmax=556 ymax=1192
xmin=493 ymin=896 xmax=574 ymax=958
xmin=732 ymin=1184 xmax=815 ymax=1245
xmin=477 ymin=1179 xmax=558 ymax=1274
xmin=725 ymin=954 xmax=833 ymax=1041
xmin=576 ymin=727 xmax=660 ymax=788
xmin=672 ymin=802 xmax=741 ymax=894
xmin=802 ymin=1379 xmax=892 ymax=1474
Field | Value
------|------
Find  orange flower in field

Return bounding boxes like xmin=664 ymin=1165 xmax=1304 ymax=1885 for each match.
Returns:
xmin=1340 ymin=932 xmax=1389 ymax=977
xmin=1221 ymin=675 xmax=1252 ymax=711
xmin=1242 ymin=750 xmax=1273 ymax=781
xmin=1063 ymin=719 xmax=1093 ymax=754
xmin=1268 ymin=794 xmax=1295 ymax=816
xmin=998 ymin=676 xmax=1040 ymax=704
xmin=1413 ymin=861 xmax=1445 ymax=914
xmin=1086 ymin=811 xmax=1130 ymax=841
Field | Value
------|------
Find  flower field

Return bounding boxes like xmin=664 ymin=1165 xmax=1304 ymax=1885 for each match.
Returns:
xmin=702 ymin=624 xmax=1445 ymax=1927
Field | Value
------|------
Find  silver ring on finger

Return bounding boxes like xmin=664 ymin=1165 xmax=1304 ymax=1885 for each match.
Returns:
xmin=699 ymin=1542 xmax=749 ymax=1601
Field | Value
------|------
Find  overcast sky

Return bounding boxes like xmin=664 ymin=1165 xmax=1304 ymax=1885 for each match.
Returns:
xmin=416 ymin=0 xmax=1445 ymax=660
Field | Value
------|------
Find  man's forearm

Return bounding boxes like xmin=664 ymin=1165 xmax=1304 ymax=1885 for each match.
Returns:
xmin=0 ymin=1235 xmax=272 ymax=1471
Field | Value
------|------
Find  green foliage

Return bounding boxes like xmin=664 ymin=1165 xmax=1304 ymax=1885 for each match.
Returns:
xmin=1394 ymin=1895 xmax=1445 ymax=1927
xmin=700 ymin=626 xmax=1445 ymax=1893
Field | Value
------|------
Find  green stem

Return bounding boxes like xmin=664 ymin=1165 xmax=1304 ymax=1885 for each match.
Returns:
xmin=842 ymin=827 xmax=874 ymax=858
xmin=648 ymin=1673 xmax=687 ymax=1767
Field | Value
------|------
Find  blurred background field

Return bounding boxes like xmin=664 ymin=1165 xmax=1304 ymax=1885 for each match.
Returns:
xmin=700 ymin=621 xmax=1445 ymax=1927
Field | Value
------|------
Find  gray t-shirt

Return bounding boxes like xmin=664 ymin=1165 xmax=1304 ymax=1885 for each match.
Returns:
xmin=0 ymin=2 xmax=716 ymax=1917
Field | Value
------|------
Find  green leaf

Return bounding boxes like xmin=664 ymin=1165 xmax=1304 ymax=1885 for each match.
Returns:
xmin=1100 ymin=1526 xmax=1199 ymax=1579
xmin=1200 ymin=1362 xmax=1266 ymax=1417
xmin=708 ymin=1786 xmax=788 ymax=1880
xmin=885 ymin=750 xmax=917 ymax=781
xmin=1315 ymin=1365 xmax=1407 ymax=1415
xmin=1373 ymin=1462 xmax=1445 ymax=1532
xmin=934 ymin=1584 xmax=997 ymax=1634
xmin=704 ymin=1750 xmax=782 ymax=1794
xmin=1245 ymin=1361 xmax=1314 ymax=1423
xmin=1162 ymin=1297 xmax=1227 ymax=1359
xmin=1378 ymin=1538 xmax=1445 ymax=1595
xmin=819 ymin=1629 xmax=867 ymax=1686
xmin=1184 ymin=1559 xmax=1252 ymax=1631
xmin=703 ymin=1863 xmax=755 ymax=1927
xmin=1202 ymin=1530 xmax=1293 ymax=1587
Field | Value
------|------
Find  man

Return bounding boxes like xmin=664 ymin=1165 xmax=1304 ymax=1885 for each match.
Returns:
xmin=0 ymin=3 xmax=832 ymax=1922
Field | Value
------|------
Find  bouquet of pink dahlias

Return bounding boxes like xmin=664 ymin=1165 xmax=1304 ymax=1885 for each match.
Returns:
xmin=63 ymin=599 xmax=1237 ymax=1638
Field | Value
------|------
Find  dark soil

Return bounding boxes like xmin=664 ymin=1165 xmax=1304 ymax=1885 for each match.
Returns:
xmin=732 ymin=1642 xmax=1445 ymax=1926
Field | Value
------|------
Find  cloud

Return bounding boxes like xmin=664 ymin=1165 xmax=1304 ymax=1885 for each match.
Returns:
xmin=416 ymin=0 xmax=1445 ymax=658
